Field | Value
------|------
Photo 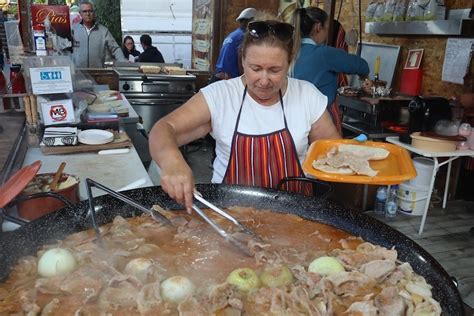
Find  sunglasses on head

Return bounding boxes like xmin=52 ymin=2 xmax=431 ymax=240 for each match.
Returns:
xmin=247 ymin=21 xmax=294 ymax=41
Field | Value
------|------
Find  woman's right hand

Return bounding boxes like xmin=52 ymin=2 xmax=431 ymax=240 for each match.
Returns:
xmin=148 ymin=92 xmax=213 ymax=214
xmin=159 ymin=160 xmax=195 ymax=213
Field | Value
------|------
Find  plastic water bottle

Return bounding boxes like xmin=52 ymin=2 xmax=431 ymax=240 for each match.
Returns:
xmin=374 ymin=186 xmax=387 ymax=214
xmin=385 ymin=186 xmax=398 ymax=218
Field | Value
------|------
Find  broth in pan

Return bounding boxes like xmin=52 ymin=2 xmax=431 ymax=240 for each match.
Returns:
xmin=0 ymin=207 xmax=441 ymax=315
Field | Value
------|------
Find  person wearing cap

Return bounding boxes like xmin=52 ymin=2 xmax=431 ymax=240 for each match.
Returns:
xmin=210 ymin=7 xmax=256 ymax=83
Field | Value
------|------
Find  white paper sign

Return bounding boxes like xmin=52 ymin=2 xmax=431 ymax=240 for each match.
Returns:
xmin=29 ymin=66 xmax=73 ymax=95
xmin=193 ymin=19 xmax=210 ymax=35
xmin=40 ymin=99 xmax=75 ymax=125
xmin=442 ymin=38 xmax=474 ymax=85
xmin=193 ymin=58 xmax=210 ymax=71
xmin=193 ymin=40 xmax=210 ymax=53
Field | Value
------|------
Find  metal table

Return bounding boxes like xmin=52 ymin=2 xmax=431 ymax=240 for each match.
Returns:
xmin=386 ymin=136 xmax=474 ymax=235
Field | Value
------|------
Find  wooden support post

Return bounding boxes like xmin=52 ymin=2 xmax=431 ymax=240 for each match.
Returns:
xmin=324 ymin=0 xmax=336 ymax=46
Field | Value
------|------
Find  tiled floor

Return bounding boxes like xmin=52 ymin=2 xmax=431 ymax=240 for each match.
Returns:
xmin=185 ymin=142 xmax=474 ymax=312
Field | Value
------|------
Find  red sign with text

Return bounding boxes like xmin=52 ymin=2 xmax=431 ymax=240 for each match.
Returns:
xmin=31 ymin=5 xmax=72 ymax=43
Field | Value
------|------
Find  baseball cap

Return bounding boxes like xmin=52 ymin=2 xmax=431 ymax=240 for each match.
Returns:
xmin=236 ymin=7 xmax=257 ymax=21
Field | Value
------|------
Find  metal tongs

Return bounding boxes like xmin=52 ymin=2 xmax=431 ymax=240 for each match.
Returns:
xmin=85 ymin=178 xmax=172 ymax=243
xmin=85 ymin=178 xmax=261 ymax=255
xmin=192 ymin=191 xmax=262 ymax=256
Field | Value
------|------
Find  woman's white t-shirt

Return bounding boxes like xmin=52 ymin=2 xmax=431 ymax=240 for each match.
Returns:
xmin=201 ymin=77 xmax=327 ymax=183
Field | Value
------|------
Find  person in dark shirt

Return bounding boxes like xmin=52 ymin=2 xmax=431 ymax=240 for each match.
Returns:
xmin=122 ymin=36 xmax=140 ymax=61
xmin=138 ymin=34 xmax=164 ymax=63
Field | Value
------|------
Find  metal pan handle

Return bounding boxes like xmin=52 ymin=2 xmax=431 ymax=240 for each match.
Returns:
xmin=14 ymin=192 xmax=73 ymax=207
xmin=277 ymin=177 xmax=333 ymax=200
xmin=0 ymin=192 xmax=74 ymax=227
xmin=1 ymin=208 xmax=28 ymax=225
xmin=142 ymin=81 xmax=170 ymax=86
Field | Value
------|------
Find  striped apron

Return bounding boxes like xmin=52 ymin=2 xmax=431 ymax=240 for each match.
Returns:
xmin=222 ymin=87 xmax=309 ymax=194
xmin=328 ymin=98 xmax=343 ymax=135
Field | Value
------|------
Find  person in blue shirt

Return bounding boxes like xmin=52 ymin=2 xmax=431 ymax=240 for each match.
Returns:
xmin=292 ymin=7 xmax=369 ymax=132
xmin=210 ymin=8 xmax=256 ymax=83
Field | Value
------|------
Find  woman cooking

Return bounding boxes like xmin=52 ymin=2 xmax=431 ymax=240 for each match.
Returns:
xmin=292 ymin=7 xmax=370 ymax=132
xmin=149 ymin=16 xmax=340 ymax=212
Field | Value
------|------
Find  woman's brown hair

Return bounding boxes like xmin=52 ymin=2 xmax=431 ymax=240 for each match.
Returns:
xmin=122 ymin=35 xmax=136 ymax=51
xmin=292 ymin=6 xmax=329 ymax=61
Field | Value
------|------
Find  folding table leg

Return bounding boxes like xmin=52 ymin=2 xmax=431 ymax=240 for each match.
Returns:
xmin=419 ymin=157 xmax=439 ymax=235
xmin=362 ymin=184 xmax=368 ymax=211
xmin=442 ymin=160 xmax=452 ymax=209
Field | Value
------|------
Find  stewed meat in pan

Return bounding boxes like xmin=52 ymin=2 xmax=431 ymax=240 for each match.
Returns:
xmin=0 ymin=207 xmax=441 ymax=315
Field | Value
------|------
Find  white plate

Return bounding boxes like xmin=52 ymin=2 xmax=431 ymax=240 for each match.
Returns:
xmin=78 ymin=129 xmax=114 ymax=145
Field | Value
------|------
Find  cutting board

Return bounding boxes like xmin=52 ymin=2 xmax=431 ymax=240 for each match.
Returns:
xmin=40 ymin=131 xmax=132 ymax=155
xmin=419 ymin=131 xmax=466 ymax=141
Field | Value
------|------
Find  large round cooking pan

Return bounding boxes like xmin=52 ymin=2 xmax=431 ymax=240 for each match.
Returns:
xmin=0 ymin=184 xmax=464 ymax=315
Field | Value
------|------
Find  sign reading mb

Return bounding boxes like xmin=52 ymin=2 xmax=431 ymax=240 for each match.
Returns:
xmin=30 ymin=66 xmax=73 ymax=95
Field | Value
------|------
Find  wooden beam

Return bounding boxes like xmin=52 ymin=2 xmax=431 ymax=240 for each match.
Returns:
xmin=210 ymin=0 xmax=223 ymax=73
xmin=18 ymin=0 xmax=33 ymax=51
xmin=324 ymin=0 xmax=336 ymax=46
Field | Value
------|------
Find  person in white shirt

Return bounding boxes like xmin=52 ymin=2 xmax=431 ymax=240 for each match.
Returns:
xmin=149 ymin=17 xmax=340 ymax=211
